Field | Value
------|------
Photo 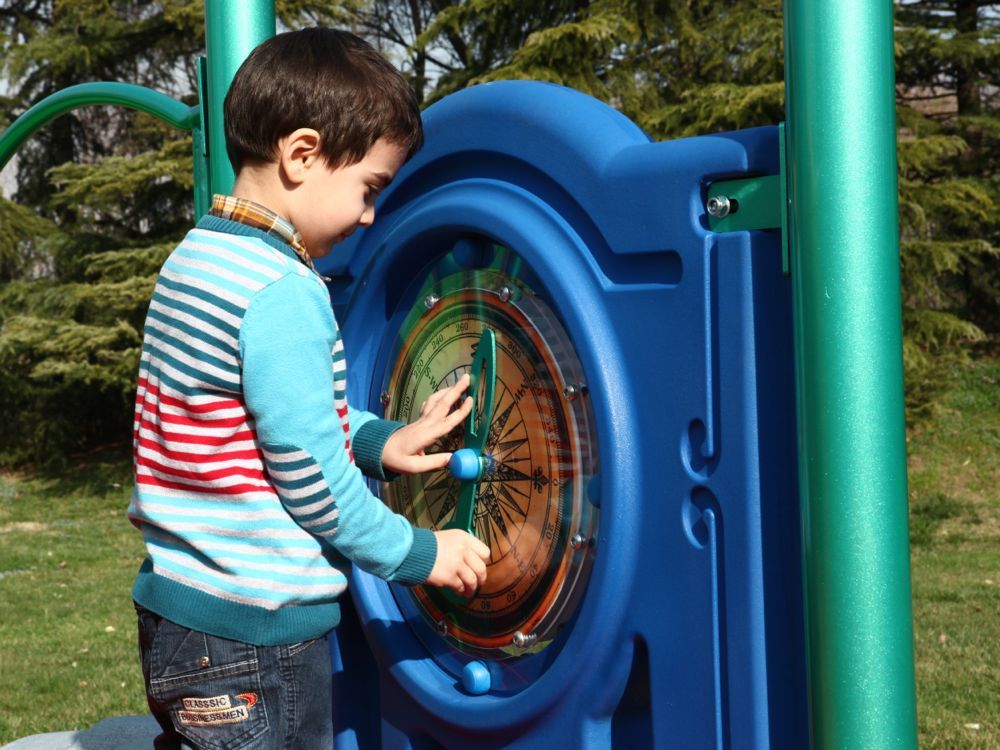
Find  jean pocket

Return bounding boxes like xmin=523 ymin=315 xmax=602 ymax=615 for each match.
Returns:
xmin=287 ymin=636 xmax=324 ymax=658
xmin=149 ymin=620 xmax=269 ymax=750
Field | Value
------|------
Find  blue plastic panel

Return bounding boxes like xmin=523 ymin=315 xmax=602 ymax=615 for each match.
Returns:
xmin=324 ymin=81 xmax=807 ymax=749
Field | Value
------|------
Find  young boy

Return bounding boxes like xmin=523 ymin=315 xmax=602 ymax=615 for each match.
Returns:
xmin=129 ymin=28 xmax=489 ymax=749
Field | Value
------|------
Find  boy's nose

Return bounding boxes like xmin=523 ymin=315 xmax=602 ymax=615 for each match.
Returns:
xmin=359 ymin=205 xmax=375 ymax=226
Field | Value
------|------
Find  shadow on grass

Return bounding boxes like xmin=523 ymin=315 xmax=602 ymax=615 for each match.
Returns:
xmin=7 ymin=441 xmax=133 ymax=501
xmin=910 ymin=492 xmax=970 ymax=547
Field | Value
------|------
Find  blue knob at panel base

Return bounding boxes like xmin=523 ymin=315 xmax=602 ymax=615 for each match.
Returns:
xmin=461 ymin=660 xmax=492 ymax=695
xmin=449 ymin=448 xmax=483 ymax=481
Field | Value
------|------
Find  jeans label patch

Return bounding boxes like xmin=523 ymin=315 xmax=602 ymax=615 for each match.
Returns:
xmin=178 ymin=693 xmax=258 ymax=726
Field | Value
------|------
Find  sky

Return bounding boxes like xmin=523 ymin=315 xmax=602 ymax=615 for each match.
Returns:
xmin=1 ymin=156 xmax=16 ymax=198
xmin=1 ymin=76 xmax=15 ymax=197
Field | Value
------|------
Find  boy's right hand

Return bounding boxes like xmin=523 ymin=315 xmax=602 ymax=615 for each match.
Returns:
xmin=426 ymin=529 xmax=490 ymax=598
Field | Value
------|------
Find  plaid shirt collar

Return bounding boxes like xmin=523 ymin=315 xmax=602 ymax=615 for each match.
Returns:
xmin=208 ymin=194 xmax=316 ymax=272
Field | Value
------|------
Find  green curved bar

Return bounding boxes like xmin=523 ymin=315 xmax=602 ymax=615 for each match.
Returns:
xmin=0 ymin=82 xmax=199 ymax=172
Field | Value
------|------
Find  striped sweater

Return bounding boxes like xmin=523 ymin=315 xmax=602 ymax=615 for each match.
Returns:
xmin=128 ymin=212 xmax=436 ymax=646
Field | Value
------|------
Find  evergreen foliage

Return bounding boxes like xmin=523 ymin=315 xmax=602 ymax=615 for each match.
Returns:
xmin=372 ymin=0 xmax=997 ymax=421
xmin=0 ymin=0 xmax=352 ymax=466
xmin=895 ymin=0 xmax=1000 ymax=417
xmin=1 ymin=1 xmax=997 ymax=465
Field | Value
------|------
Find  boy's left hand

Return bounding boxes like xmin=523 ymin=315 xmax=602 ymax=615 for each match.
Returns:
xmin=381 ymin=373 xmax=473 ymax=475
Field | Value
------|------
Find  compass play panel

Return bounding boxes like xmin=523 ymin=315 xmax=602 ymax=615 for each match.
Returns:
xmin=0 ymin=1 xmax=918 ymax=748
xmin=321 ymin=80 xmax=804 ymax=748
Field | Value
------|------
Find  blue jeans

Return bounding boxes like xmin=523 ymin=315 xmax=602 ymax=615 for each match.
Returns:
xmin=135 ymin=603 xmax=334 ymax=750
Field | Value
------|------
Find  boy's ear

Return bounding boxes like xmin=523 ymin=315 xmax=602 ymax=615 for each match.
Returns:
xmin=277 ymin=128 xmax=323 ymax=184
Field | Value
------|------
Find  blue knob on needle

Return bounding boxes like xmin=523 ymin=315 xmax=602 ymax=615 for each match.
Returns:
xmin=449 ymin=448 xmax=482 ymax=482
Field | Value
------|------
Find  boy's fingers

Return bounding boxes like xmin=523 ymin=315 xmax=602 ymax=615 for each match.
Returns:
xmin=422 ymin=390 xmax=446 ymax=414
xmin=445 ymin=397 xmax=473 ymax=427
xmin=405 ymin=452 xmax=451 ymax=474
xmin=457 ymin=566 xmax=478 ymax=596
xmin=469 ymin=535 xmax=490 ymax=560
xmin=441 ymin=374 xmax=471 ymax=407
xmin=429 ymin=379 xmax=470 ymax=417
xmin=426 ymin=397 xmax=472 ymax=438
xmin=466 ymin=549 xmax=488 ymax=585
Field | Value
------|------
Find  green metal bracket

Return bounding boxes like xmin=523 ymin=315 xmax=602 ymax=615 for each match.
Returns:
xmin=706 ymin=175 xmax=781 ymax=232
xmin=706 ymin=123 xmax=791 ymax=274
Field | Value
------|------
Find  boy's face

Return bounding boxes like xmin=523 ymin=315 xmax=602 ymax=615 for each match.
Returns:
xmin=293 ymin=137 xmax=408 ymax=259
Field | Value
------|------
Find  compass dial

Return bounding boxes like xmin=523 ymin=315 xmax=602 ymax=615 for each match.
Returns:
xmin=379 ymin=250 xmax=599 ymax=660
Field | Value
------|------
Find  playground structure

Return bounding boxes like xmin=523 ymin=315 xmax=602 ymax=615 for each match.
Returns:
xmin=0 ymin=1 xmax=917 ymax=748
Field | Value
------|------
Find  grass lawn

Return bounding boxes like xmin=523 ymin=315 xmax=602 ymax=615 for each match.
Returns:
xmin=0 ymin=357 xmax=997 ymax=746
xmin=908 ymin=354 xmax=1000 ymax=748
xmin=0 ymin=449 xmax=147 ymax=743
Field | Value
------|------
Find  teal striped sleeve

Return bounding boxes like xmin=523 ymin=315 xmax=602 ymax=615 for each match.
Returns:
xmin=240 ymin=272 xmax=435 ymax=584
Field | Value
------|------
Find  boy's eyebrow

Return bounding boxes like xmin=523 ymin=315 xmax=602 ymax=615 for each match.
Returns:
xmin=370 ymin=171 xmax=394 ymax=188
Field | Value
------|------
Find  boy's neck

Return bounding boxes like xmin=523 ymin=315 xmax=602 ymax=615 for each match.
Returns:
xmin=231 ymin=163 xmax=292 ymax=223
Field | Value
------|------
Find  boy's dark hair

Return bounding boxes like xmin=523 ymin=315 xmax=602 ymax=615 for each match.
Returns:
xmin=224 ymin=28 xmax=423 ymax=173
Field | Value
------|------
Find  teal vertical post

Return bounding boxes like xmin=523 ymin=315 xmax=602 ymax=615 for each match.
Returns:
xmin=192 ymin=57 xmax=211 ymax=219
xmin=203 ymin=0 xmax=275 ymax=196
xmin=784 ymin=1 xmax=918 ymax=748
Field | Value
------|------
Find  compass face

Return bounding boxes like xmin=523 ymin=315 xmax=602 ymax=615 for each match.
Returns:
xmin=379 ymin=245 xmax=599 ymax=661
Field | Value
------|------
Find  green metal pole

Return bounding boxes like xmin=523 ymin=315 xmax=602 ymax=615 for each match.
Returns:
xmin=783 ymin=1 xmax=918 ymax=748
xmin=203 ymin=0 xmax=276 ymax=197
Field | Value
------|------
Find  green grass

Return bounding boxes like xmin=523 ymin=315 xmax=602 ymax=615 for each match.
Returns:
xmin=907 ymin=354 xmax=1000 ymax=749
xmin=0 ymin=359 xmax=997 ymax=746
xmin=0 ymin=446 xmax=148 ymax=743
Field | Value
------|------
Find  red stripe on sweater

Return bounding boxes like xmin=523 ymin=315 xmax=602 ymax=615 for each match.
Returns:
xmin=136 ymin=472 xmax=275 ymax=497
xmin=149 ymin=409 xmax=249 ymax=430
xmin=138 ymin=417 xmax=257 ymax=447
xmin=136 ymin=435 xmax=262 ymax=465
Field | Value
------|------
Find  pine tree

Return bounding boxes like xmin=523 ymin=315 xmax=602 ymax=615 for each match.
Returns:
xmin=895 ymin=1 xmax=1000 ymax=417
xmin=369 ymin=0 xmax=996 ymax=420
xmin=2 ymin=1 xmax=996 ymax=466
xmin=0 ymin=1 xmax=352 ymax=466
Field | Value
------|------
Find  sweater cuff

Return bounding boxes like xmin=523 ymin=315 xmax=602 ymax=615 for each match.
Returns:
xmin=389 ymin=527 xmax=437 ymax=585
xmin=352 ymin=419 xmax=405 ymax=480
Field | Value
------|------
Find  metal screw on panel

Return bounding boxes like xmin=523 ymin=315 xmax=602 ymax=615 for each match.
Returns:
xmin=424 ymin=294 xmax=440 ymax=310
xmin=380 ymin=391 xmax=391 ymax=407
xmin=512 ymin=631 xmax=537 ymax=648
xmin=564 ymin=384 xmax=578 ymax=401
xmin=707 ymin=194 xmax=731 ymax=218
xmin=437 ymin=619 xmax=449 ymax=636
xmin=498 ymin=286 xmax=512 ymax=303
xmin=571 ymin=533 xmax=587 ymax=550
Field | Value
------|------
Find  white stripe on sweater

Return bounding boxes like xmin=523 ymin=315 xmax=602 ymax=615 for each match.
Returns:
xmin=167 ymin=252 xmax=268 ymax=295
xmin=181 ymin=238 xmax=286 ymax=281
xmin=153 ymin=277 xmax=243 ymax=328
xmin=148 ymin=298 xmax=239 ymax=351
